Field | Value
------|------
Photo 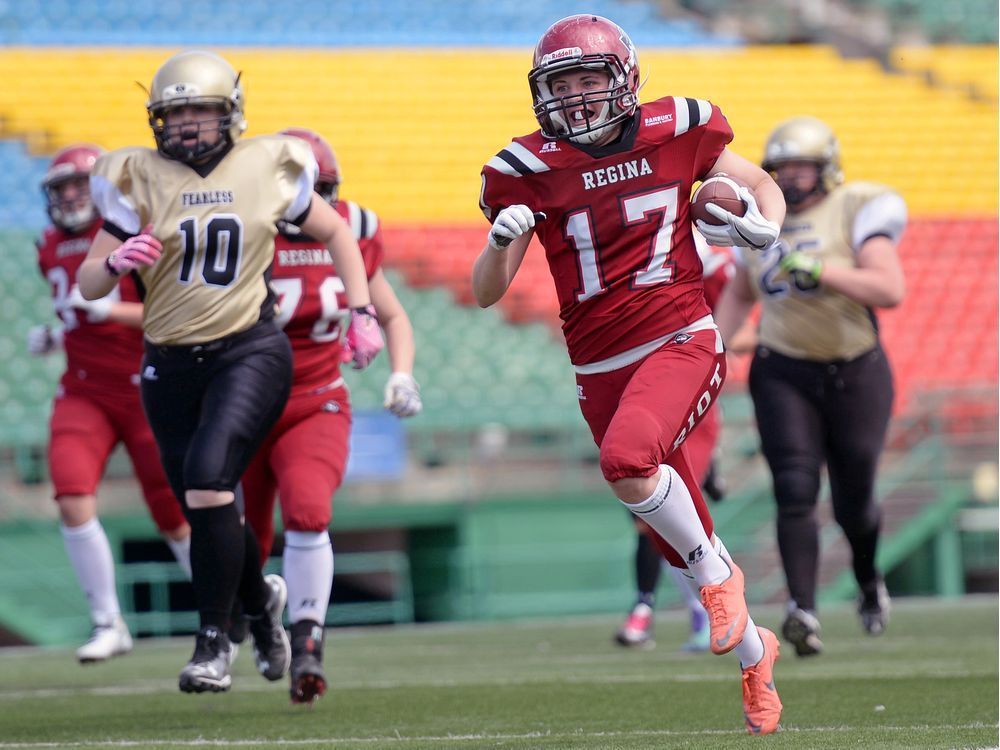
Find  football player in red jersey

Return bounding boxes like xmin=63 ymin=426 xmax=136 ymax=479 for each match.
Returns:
xmin=473 ymin=15 xmax=785 ymax=734
xmin=241 ymin=127 xmax=420 ymax=704
xmin=29 ymin=144 xmax=191 ymax=664
xmin=616 ymin=232 xmax=738 ymax=653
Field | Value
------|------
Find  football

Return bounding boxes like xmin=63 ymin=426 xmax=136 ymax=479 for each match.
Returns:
xmin=690 ymin=174 xmax=749 ymax=226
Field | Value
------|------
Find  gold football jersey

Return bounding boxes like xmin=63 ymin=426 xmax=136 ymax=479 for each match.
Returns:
xmin=739 ymin=182 xmax=903 ymax=362
xmin=91 ymin=135 xmax=317 ymax=345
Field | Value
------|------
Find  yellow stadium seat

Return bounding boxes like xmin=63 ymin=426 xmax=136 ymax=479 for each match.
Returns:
xmin=0 ymin=46 xmax=995 ymax=219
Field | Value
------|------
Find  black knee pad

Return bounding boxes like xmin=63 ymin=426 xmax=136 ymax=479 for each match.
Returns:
xmin=773 ymin=466 xmax=820 ymax=517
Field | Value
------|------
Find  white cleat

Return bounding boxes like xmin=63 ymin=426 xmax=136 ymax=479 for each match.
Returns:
xmin=76 ymin=615 xmax=133 ymax=664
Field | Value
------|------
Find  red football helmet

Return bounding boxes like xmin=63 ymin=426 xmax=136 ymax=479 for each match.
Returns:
xmin=41 ymin=144 xmax=103 ymax=233
xmin=280 ymin=127 xmax=341 ymax=203
xmin=529 ymin=14 xmax=640 ymax=144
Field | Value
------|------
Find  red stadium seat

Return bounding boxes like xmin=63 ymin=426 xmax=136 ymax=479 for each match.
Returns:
xmin=380 ymin=218 xmax=997 ymax=414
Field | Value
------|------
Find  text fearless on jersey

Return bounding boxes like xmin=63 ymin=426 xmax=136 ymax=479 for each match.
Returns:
xmin=581 ymin=158 xmax=652 ymax=190
xmin=181 ymin=190 xmax=235 ymax=206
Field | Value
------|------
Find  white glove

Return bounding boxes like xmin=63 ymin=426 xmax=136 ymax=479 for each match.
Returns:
xmin=489 ymin=205 xmax=538 ymax=250
xmin=67 ymin=286 xmax=113 ymax=323
xmin=694 ymin=217 xmax=740 ymax=248
xmin=26 ymin=324 xmax=64 ymax=356
xmin=383 ymin=372 xmax=422 ymax=418
xmin=697 ymin=187 xmax=780 ymax=250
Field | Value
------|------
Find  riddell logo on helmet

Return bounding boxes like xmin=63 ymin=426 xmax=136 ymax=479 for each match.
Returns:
xmin=163 ymin=82 xmax=200 ymax=99
xmin=540 ymin=47 xmax=583 ymax=65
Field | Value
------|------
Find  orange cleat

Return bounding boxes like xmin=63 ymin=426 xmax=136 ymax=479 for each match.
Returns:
xmin=700 ymin=562 xmax=749 ymax=655
xmin=742 ymin=627 xmax=782 ymax=735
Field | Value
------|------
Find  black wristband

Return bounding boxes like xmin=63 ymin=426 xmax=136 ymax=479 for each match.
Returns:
xmin=351 ymin=304 xmax=378 ymax=320
xmin=104 ymin=254 xmax=121 ymax=277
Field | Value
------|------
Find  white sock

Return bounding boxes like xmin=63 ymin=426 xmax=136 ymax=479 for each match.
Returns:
xmin=709 ymin=536 xmax=765 ymax=668
xmin=674 ymin=535 xmax=766 ymax=667
xmin=736 ymin=616 xmax=765 ymax=669
xmin=668 ymin=563 xmax=705 ymax=616
xmin=283 ymin=530 xmax=334 ymax=624
xmin=61 ymin=518 xmax=120 ymax=626
xmin=623 ymin=465 xmax=730 ymax=586
xmin=165 ymin=534 xmax=192 ymax=580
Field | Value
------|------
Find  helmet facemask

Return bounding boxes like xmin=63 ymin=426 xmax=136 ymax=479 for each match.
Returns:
xmin=530 ymin=55 xmax=637 ymax=145
xmin=771 ymin=162 xmax=825 ymax=209
xmin=45 ymin=175 xmax=96 ymax=233
xmin=315 ymin=178 xmax=339 ymax=205
xmin=149 ymin=99 xmax=238 ymax=163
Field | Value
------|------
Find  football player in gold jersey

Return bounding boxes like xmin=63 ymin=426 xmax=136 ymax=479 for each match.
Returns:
xmin=77 ymin=50 xmax=384 ymax=693
xmin=714 ymin=116 xmax=906 ymax=657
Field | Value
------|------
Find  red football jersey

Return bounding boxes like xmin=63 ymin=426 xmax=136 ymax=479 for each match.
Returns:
xmin=272 ymin=199 xmax=384 ymax=393
xmin=481 ymin=96 xmax=733 ymax=367
xmin=35 ymin=219 xmax=144 ymax=392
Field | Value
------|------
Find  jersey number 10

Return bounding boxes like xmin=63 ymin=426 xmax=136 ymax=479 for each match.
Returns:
xmin=178 ymin=215 xmax=244 ymax=287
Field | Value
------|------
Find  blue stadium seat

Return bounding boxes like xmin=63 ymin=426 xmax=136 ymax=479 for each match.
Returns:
xmin=0 ymin=141 xmax=48 ymax=229
xmin=0 ymin=0 xmax=739 ymax=47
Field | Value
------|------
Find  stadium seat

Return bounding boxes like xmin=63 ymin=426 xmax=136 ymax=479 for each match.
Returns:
xmin=1 ymin=45 xmax=996 ymax=221
xmin=0 ymin=0 xmax=738 ymax=47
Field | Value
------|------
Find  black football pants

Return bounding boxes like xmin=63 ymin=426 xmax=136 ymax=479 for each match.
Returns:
xmin=140 ymin=320 xmax=293 ymax=628
xmin=748 ymin=345 xmax=894 ymax=612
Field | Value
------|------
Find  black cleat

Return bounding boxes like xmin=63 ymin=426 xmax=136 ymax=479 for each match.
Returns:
xmin=781 ymin=606 xmax=823 ymax=657
xmin=858 ymin=577 xmax=891 ymax=636
xmin=290 ymin=622 xmax=327 ymax=705
xmin=247 ymin=574 xmax=291 ymax=681
xmin=179 ymin=626 xmax=232 ymax=693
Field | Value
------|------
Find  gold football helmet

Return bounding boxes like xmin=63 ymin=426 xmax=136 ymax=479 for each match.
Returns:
xmin=146 ymin=50 xmax=247 ymax=163
xmin=762 ymin=116 xmax=844 ymax=194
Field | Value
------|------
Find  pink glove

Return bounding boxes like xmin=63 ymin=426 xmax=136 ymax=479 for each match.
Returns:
xmin=106 ymin=224 xmax=162 ymax=276
xmin=341 ymin=305 xmax=385 ymax=370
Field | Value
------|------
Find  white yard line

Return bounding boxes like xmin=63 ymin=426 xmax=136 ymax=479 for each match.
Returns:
xmin=0 ymin=722 xmax=996 ymax=747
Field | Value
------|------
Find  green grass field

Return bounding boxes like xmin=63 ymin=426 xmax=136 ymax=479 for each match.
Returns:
xmin=0 ymin=596 xmax=996 ymax=749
